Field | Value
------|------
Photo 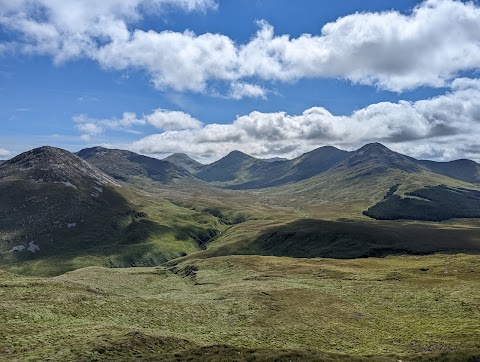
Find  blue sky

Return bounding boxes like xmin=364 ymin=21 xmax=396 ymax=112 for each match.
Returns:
xmin=0 ymin=0 xmax=479 ymax=162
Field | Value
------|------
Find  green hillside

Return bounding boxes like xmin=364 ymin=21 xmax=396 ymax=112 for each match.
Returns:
xmin=1 ymin=254 xmax=478 ymax=361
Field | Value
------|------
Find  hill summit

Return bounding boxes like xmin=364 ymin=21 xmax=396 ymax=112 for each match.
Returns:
xmin=163 ymin=153 xmax=203 ymax=173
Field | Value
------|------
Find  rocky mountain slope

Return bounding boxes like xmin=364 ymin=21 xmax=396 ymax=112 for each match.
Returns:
xmin=0 ymin=147 xmax=127 ymax=261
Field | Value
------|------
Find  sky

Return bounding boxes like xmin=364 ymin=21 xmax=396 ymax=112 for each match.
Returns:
xmin=0 ymin=0 xmax=480 ymax=163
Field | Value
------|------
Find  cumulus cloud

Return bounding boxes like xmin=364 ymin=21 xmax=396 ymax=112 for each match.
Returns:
xmin=229 ymin=82 xmax=268 ymax=100
xmin=145 ymin=109 xmax=203 ymax=130
xmin=73 ymin=109 xmax=202 ymax=141
xmin=129 ymin=78 xmax=480 ymax=162
xmin=0 ymin=148 xmax=11 ymax=158
xmin=2 ymin=0 xmax=480 ymax=93
xmin=0 ymin=0 xmax=217 ymax=62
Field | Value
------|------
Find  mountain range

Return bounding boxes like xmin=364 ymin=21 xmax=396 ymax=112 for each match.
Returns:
xmin=1 ymin=142 xmax=480 ymax=275
xmin=160 ymin=143 xmax=480 ymax=187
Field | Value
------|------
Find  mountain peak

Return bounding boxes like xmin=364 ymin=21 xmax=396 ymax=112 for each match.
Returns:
xmin=1 ymin=146 xmax=119 ymax=188
xmin=163 ymin=153 xmax=203 ymax=173
xmin=333 ymin=142 xmax=421 ymax=174
xmin=357 ymin=142 xmax=391 ymax=153
xmin=226 ymin=150 xmax=252 ymax=158
xmin=221 ymin=150 xmax=257 ymax=163
xmin=164 ymin=153 xmax=197 ymax=162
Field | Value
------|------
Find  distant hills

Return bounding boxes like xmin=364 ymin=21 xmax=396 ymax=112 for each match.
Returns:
xmin=166 ymin=146 xmax=351 ymax=189
xmin=162 ymin=143 xmax=480 ymax=188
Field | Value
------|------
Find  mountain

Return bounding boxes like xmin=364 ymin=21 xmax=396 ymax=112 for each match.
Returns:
xmin=270 ymin=146 xmax=351 ymax=185
xmin=194 ymin=150 xmax=262 ymax=183
xmin=0 ymin=146 xmax=131 ymax=266
xmin=163 ymin=153 xmax=204 ymax=173
xmin=194 ymin=146 xmax=350 ymax=189
xmin=419 ymin=158 xmax=480 ymax=184
xmin=330 ymin=142 xmax=422 ymax=175
xmin=77 ymin=147 xmax=194 ymax=183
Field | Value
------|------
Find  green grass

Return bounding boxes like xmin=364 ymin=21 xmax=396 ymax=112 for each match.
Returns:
xmin=0 ymin=254 xmax=479 ymax=361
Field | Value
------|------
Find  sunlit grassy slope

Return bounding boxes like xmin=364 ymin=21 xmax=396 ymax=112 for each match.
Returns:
xmin=0 ymin=254 xmax=478 ymax=361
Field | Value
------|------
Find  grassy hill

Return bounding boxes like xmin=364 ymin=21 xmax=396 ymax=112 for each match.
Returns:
xmin=177 ymin=218 xmax=480 ymax=262
xmin=0 ymin=254 xmax=478 ymax=361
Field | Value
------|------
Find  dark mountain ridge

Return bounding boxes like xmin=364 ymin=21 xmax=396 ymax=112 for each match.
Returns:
xmin=77 ymin=146 xmax=194 ymax=183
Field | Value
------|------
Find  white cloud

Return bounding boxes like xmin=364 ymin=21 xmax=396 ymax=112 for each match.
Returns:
xmin=73 ymin=108 xmax=202 ymax=141
xmin=0 ymin=0 xmax=217 ymax=62
xmin=229 ymin=82 xmax=267 ymax=100
xmin=0 ymin=148 xmax=11 ymax=158
xmin=2 ymin=0 xmax=480 ymax=94
xmin=145 ymin=109 xmax=203 ymax=130
xmin=129 ymin=78 xmax=480 ymax=162
xmin=76 ymin=122 xmax=103 ymax=136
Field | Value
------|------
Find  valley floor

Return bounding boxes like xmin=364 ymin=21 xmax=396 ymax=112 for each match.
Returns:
xmin=1 ymin=254 xmax=479 ymax=361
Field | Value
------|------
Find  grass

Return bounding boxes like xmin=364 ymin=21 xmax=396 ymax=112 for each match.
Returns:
xmin=0 ymin=253 xmax=479 ymax=361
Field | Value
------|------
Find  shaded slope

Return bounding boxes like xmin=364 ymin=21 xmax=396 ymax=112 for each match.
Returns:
xmin=163 ymin=153 xmax=204 ymax=173
xmin=198 ymin=218 xmax=480 ymax=260
xmin=363 ymin=185 xmax=480 ymax=221
xmin=77 ymin=146 xmax=193 ymax=183
xmin=419 ymin=158 xmax=480 ymax=184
